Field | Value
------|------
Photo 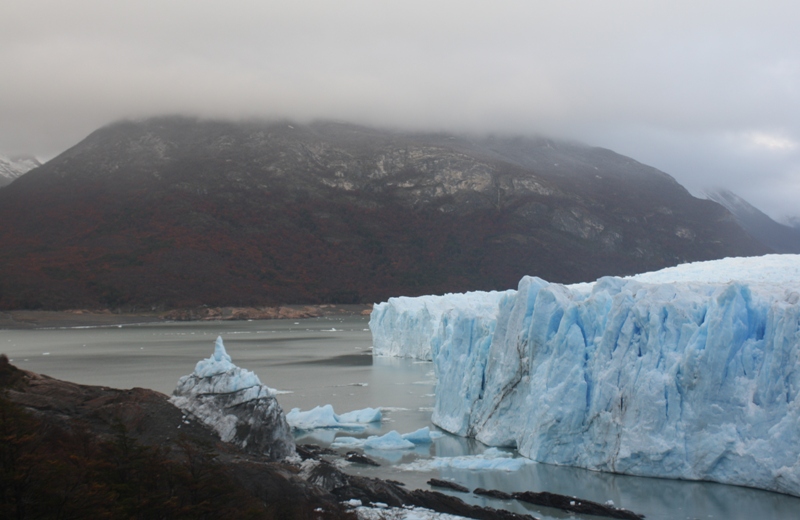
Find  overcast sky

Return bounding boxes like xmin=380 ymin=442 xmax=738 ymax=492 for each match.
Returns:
xmin=2 ymin=0 xmax=799 ymax=219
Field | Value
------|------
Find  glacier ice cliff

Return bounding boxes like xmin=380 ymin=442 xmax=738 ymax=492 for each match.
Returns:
xmin=369 ymin=255 xmax=800 ymax=496
xmin=370 ymin=290 xmax=515 ymax=360
xmin=170 ymin=336 xmax=295 ymax=460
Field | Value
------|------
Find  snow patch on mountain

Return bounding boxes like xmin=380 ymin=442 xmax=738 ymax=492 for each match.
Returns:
xmin=0 ymin=154 xmax=41 ymax=185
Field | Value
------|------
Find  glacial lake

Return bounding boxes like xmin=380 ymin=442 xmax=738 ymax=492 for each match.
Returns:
xmin=3 ymin=315 xmax=799 ymax=520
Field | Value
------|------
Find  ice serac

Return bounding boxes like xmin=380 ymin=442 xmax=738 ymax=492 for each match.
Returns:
xmin=372 ymin=255 xmax=800 ymax=496
xmin=170 ymin=336 xmax=294 ymax=460
xmin=370 ymin=290 xmax=515 ymax=361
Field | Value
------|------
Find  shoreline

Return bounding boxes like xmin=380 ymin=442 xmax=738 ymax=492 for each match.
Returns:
xmin=0 ymin=303 xmax=373 ymax=329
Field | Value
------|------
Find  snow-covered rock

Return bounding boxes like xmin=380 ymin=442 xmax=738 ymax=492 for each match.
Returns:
xmin=370 ymin=290 xmax=515 ymax=360
xmin=371 ymin=255 xmax=800 ymax=496
xmin=170 ymin=336 xmax=294 ymax=460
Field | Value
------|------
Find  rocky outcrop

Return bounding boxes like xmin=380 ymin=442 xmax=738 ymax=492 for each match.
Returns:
xmin=170 ymin=336 xmax=295 ymax=460
xmin=1 ymin=356 xmax=544 ymax=519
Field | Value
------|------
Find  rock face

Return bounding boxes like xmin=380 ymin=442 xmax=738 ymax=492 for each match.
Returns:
xmin=0 ymin=116 xmax=767 ymax=310
xmin=170 ymin=336 xmax=295 ymax=460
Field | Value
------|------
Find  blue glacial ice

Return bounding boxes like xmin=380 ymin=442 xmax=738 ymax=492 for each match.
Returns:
xmin=369 ymin=255 xmax=800 ymax=496
xmin=286 ymin=404 xmax=382 ymax=430
xmin=331 ymin=427 xmax=443 ymax=450
xmin=370 ymin=290 xmax=515 ymax=360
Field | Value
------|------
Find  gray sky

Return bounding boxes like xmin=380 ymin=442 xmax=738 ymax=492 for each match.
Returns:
xmin=2 ymin=0 xmax=799 ymax=220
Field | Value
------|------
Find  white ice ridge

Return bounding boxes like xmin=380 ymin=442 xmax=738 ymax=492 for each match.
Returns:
xmin=285 ymin=404 xmax=382 ymax=430
xmin=331 ymin=427 xmax=443 ymax=450
xmin=370 ymin=255 xmax=800 ymax=496
xmin=170 ymin=336 xmax=294 ymax=459
xmin=370 ymin=290 xmax=515 ymax=360
xmin=396 ymin=447 xmax=532 ymax=472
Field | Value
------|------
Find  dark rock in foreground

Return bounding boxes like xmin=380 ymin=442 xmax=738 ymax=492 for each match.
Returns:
xmin=473 ymin=487 xmax=514 ymax=500
xmin=0 ymin=354 xmax=349 ymax=519
xmin=1 ymin=354 xmax=544 ymax=519
xmin=513 ymin=490 xmax=644 ymax=520
xmin=345 ymin=451 xmax=381 ymax=466
xmin=428 ymin=478 xmax=470 ymax=492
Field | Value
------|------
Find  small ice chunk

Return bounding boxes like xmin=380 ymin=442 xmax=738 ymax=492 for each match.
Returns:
xmin=286 ymin=404 xmax=381 ymax=430
xmin=397 ymin=448 xmax=531 ymax=472
xmin=337 ymin=407 xmax=381 ymax=423
xmin=364 ymin=430 xmax=415 ymax=450
xmin=401 ymin=426 xmax=443 ymax=444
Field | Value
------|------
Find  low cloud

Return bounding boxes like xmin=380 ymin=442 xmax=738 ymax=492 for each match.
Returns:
xmin=1 ymin=0 xmax=798 ymax=218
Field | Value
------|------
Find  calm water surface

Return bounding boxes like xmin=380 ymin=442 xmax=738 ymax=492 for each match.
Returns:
xmin=2 ymin=316 xmax=798 ymax=520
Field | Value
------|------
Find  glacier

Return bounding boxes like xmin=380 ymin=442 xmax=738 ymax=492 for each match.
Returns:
xmin=369 ymin=255 xmax=800 ymax=496
xmin=170 ymin=336 xmax=295 ymax=460
xmin=370 ymin=290 xmax=515 ymax=360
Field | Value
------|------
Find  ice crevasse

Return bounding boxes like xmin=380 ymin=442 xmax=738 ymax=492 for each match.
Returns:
xmin=369 ymin=255 xmax=800 ymax=496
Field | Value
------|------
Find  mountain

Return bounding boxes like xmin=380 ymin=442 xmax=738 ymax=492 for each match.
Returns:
xmin=0 ymin=116 xmax=767 ymax=310
xmin=705 ymin=188 xmax=800 ymax=253
xmin=0 ymin=153 xmax=41 ymax=187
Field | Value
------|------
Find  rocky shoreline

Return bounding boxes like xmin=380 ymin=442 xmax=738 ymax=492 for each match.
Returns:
xmin=0 ymin=303 xmax=373 ymax=329
xmin=0 ymin=355 xmax=541 ymax=519
xmin=0 ymin=353 xmax=651 ymax=520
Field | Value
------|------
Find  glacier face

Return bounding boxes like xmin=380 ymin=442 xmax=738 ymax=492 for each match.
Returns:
xmin=370 ymin=290 xmax=515 ymax=361
xmin=369 ymin=255 xmax=800 ymax=496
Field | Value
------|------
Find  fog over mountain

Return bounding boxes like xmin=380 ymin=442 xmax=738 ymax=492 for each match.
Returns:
xmin=2 ymin=1 xmax=799 ymax=220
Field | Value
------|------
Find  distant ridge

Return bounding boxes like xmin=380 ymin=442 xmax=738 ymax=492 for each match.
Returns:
xmin=0 ymin=117 xmax=767 ymax=310
xmin=705 ymin=188 xmax=800 ymax=254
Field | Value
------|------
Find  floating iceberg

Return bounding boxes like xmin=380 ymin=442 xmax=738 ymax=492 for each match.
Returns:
xmin=170 ymin=336 xmax=294 ymax=460
xmin=286 ymin=404 xmax=382 ymax=430
xmin=396 ymin=448 xmax=532 ymax=472
xmin=370 ymin=255 xmax=800 ymax=496
xmin=331 ymin=427 xmax=443 ymax=450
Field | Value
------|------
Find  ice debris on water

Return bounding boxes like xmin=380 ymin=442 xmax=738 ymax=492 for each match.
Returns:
xmin=370 ymin=255 xmax=800 ymax=496
xmin=396 ymin=447 xmax=531 ymax=472
xmin=351 ymin=504 xmax=472 ymax=519
xmin=170 ymin=336 xmax=294 ymax=460
xmin=331 ymin=427 xmax=443 ymax=450
xmin=286 ymin=404 xmax=382 ymax=430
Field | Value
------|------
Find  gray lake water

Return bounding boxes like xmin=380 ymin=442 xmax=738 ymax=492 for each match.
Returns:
xmin=2 ymin=316 xmax=799 ymax=520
